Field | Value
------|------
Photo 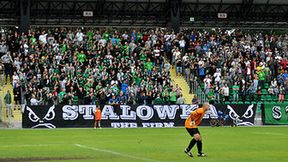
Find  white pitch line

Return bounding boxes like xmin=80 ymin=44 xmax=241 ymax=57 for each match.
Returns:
xmin=252 ymin=132 xmax=286 ymax=136
xmin=0 ymin=144 xmax=66 ymax=148
xmin=74 ymin=144 xmax=164 ymax=162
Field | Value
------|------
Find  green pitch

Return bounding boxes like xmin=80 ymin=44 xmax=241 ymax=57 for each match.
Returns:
xmin=0 ymin=127 xmax=287 ymax=162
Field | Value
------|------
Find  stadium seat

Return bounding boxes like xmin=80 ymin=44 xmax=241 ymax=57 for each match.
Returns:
xmin=238 ymin=101 xmax=244 ymax=104
xmin=265 ymin=95 xmax=272 ymax=101
xmin=272 ymin=95 xmax=278 ymax=101
xmin=261 ymin=90 xmax=268 ymax=95
xmin=260 ymin=95 xmax=266 ymax=101
xmin=264 ymin=83 xmax=269 ymax=89
xmin=258 ymin=101 xmax=263 ymax=104
xmin=263 ymin=101 xmax=270 ymax=104
xmin=225 ymin=101 xmax=230 ymax=104
xmin=244 ymin=101 xmax=250 ymax=104
xmin=270 ymin=101 xmax=276 ymax=104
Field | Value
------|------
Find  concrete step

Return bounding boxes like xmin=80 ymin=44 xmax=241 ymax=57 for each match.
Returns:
xmin=170 ymin=66 xmax=194 ymax=104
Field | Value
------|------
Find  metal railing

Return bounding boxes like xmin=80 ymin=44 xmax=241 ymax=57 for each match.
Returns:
xmin=0 ymin=103 xmax=23 ymax=128
xmin=188 ymin=77 xmax=208 ymax=104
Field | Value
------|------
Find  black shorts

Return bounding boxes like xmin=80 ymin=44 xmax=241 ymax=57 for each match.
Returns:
xmin=186 ymin=128 xmax=200 ymax=137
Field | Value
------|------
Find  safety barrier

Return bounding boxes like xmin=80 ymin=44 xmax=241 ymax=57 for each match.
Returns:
xmin=262 ymin=103 xmax=288 ymax=125
xmin=22 ymin=104 xmax=258 ymax=128
xmin=0 ymin=104 xmax=23 ymax=128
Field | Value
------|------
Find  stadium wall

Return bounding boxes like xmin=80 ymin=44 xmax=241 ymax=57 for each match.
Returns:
xmin=22 ymin=104 xmax=258 ymax=128
xmin=262 ymin=103 xmax=288 ymax=125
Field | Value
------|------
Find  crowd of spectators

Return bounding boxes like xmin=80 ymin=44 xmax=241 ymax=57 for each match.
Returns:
xmin=175 ymin=29 xmax=288 ymax=103
xmin=1 ymin=27 xmax=186 ymax=106
xmin=1 ymin=27 xmax=288 ymax=106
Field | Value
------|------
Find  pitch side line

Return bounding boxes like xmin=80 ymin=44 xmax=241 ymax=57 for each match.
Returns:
xmin=252 ymin=132 xmax=286 ymax=136
xmin=74 ymin=144 xmax=164 ymax=162
xmin=0 ymin=144 xmax=66 ymax=148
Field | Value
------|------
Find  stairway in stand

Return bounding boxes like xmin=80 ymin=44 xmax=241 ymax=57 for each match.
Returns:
xmin=0 ymin=82 xmax=22 ymax=128
xmin=170 ymin=67 xmax=194 ymax=104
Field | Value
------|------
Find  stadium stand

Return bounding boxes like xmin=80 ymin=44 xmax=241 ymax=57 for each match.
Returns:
xmin=179 ymin=29 xmax=288 ymax=105
xmin=0 ymin=27 xmax=288 ymax=112
xmin=2 ymin=28 xmax=187 ymax=107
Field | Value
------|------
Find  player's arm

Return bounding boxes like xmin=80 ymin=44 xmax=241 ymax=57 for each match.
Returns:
xmin=190 ymin=113 xmax=195 ymax=121
xmin=189 ymin=112 xmax=196 ymax=126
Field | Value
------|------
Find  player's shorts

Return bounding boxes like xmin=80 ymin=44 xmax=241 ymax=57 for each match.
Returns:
xmin=186 ymin=128 xmax=200 ymax=137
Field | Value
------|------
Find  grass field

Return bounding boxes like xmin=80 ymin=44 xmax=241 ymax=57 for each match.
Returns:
xmin=0 ymin=127 xmax=287 ymax=162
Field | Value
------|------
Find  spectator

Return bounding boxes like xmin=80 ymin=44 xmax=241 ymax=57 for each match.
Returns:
xmin=284 ymin=78 xmax=288 ymax=94
xmin=253 ymin=74 xmax=259 ymax=93
xmin=169 ymin=89 xmax=177 ymax=104
xmin=248 ymin=83 xmax=255 ymax=102
xmin=189 ymin=76 xmax=198 ymax=94
xmin=109 ymin=94 xmax=119 ymax=106
xmin=213 ymin=69 xmax=221 ymax=84
xmin=192 ymin=95 xmax=199 ymax=104
xmin=214 ymin=84 xmax=221 ymax=103
xmin=274 ymin=85 xmax=280 ymax=97
xmin=268 ymin=85 xmax=274 ymax=95
xmin=232 ymin=82 xmax=239 ymax=101
xmin=4 ymin=90 xmax=13 ymax=117
xmin=30 ymin=94 xmax=41 ymax=105
xmin=279 ymin=85 xmax=285 ymax=102
xmin=207 ymin=89 xmax=215 ymax=104
xmin=13 ymin=83 xmax=21 ymax=110
xmin=257 ymin=86 xmax=262 ymax=102
xmin=175 ymin=56 xmax=182 ymax=76
xmin=176 ymin=94 xmax=185 ymax=104
xmin=118 ymin=91 xmax=127 ymax=105
xmin=154 ymin=94 xmax=164 ymax=104
xmin=137 ymin=92 xmax=146 ymax=105
xmin=0 ymin=61 xmax=4 ymax=90
xmin=222 ymin=84 xmax=229 ymax=102
xmin=163 ymin=60 xmax=171 ymax=72
xmin=257 ymin=67 xmax=265 ymax=88
xmin=282 ymin=70 xmax=288 ymax=81
xmin=4 ymin=61 xmax=13 ymax=84
xmin=241 ymin=86 xmax=247 ymax=102
xmin=12 ymin=72 xmax=20 ymax=87
xmin=146 ymin=91 xmax=153 ymax=105
xmin=39 ymin=31 xmax=48 ymax=44
xmin=204 ymin=75 xmax=212 ymax=95
xmin=271 ymin=78 xmax=277 ymax=88
xmin=198 ymin=63 xmax=205 ymax=80
xmin=144 ymin=58 xmax=154 ymax=74
xmin=172 ymin=48 xmax=180 ymax=66
xmin=184 ymin=57 xmax=191 ymax=82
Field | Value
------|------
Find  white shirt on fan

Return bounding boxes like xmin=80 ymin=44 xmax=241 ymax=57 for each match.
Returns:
xmin=39 ymin=34 xmax=48 ymax=44
xmin=30 ymin=98 xmax=41 ymax=105
xmin=76 ymin=32 xmax=84 ymax=42
xmin=222 ymin=86 xmax=229 ymax=96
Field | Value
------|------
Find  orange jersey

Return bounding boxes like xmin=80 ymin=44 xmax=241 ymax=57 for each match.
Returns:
xmin=95 ymin=109 xmax=102 ymax=120
xmin=185 ymin=108 xmax=205 ymax=128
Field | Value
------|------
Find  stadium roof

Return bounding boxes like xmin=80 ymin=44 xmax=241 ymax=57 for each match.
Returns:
xmin=1 ymin=0 xmax=288 ymax=30
xmin=31 ymin=0 xmax=288 ymax=4
xmin=107 ymin=0 xmax=288 ymax=4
